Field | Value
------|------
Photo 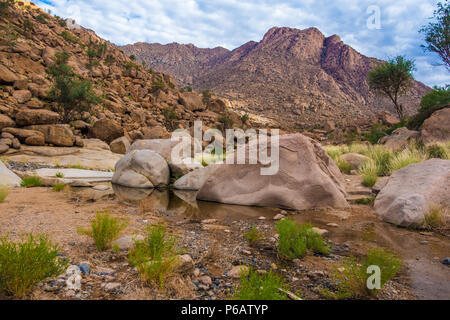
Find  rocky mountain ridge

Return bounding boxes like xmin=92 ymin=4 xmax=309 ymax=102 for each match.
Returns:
xmin=122 ymin=26 xmax=430 ymax=130
xmin=0 ymin=2 xmax=249 ymax=155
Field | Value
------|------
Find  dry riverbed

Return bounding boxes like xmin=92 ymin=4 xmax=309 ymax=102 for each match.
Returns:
xmin=0 ymin=186 xmax=449 ymax=300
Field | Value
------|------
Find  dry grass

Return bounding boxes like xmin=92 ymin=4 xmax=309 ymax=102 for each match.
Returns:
xmin=423 ymin=206 xmax=449 ymax=231
xmin=0 ymin=185 xmax=8 ymax=203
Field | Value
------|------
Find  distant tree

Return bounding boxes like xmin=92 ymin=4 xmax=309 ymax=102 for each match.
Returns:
xmin=46 ymin=52 xmax=101 ymax=122
xmin=420 ymin=85 xmax=450 ymax=111
xmin=129 ymin=54 xmax=136 ymax=61
xmin=420 ymin=1 xmax=450 ymax=70
xmin=368 ymin=56 xmax=416 ymax=120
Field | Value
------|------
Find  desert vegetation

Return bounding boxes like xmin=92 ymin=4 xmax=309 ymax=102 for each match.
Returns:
xmin=233 ymin=268 xmax=290 ymax=300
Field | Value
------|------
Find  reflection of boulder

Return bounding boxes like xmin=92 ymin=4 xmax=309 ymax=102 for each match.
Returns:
xmin=112 ymin=184 xmax=153 ymax=202
xmin=173 ymin=190 xmax=199 ymax=208
xmin=140 ymin=189 xmax=170 ymax=213
xmin=198 ymin=134 xmax=348 ymax=210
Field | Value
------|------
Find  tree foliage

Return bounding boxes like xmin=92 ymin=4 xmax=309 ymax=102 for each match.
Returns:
xmin=368 ymin=56 xmax=416 ymax=120
xmin=46 ymin=52 xmax=101 ymax=122
xmin=420 ymin=1 xmax=450 ymax=70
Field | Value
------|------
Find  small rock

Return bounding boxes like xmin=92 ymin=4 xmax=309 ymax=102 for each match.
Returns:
xmin=103 ymin=282 xmax=121 ymax=292
xmin=241 ymin=249 xmax=252 ymax=255
xmin=79 ymin=264 xmax=90 ymax=275
xmin=66 ymin=265 xmax=81 ymax=277
xmin=228 ymin=265 xmax=249 ymax=278
xmin=258 ymin=216 xmax=266 ymax=220
xmin=271 ymin=263 xmax=278 ymax=270
xmin=198 ymin=275 xmax=212 ymax=286
xmin=273 ymin=214 xmax=285 ymax=221
xmin=420 ymin=241 xmax=429 ymax=245
xmin=201 ymin=219 xmax=218 ymax=224
xmin=66 ymin=274 xmax=81 ymax=291
xmin=442 ymin=258 xmax=450 ymax=266
xmin=312 ymin=227 xmax=329 ymax=236
xmin=176 ymin=254 xmax=195 ymax=273
xmin=326 ymin=223 xmax=339 ymax=228
xmin=113 ymin=235 xmax=144 ymax=251
xmin=193 ymin=268 xmax=200 ymax=277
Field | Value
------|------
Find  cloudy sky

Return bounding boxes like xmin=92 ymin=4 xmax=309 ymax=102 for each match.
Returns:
xmin=36 ymin=0 xmax=449 ymax=87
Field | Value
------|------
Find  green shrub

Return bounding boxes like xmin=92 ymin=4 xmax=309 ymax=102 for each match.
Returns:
xmin=52 ymin=184 xmax=66 ymax=192
xmin=202 ymin=89 xmax=212 ymax=104
xmin=129 ymin=224 xmax=179 ymax=288
xmin=244 ymin=225 xmax=264 ymax=246
xmin=219 ymin=115 xmax=234 ymax=129
xmin=36 ymin=13 xmax=48 ymax=24
xmin=362 ymin=173 xmax=378 ymax=188
xmin=241 ymin=113 xmax=250 ymax=123
xmin=426 ymin=144 xmax=449 ymax=159
xmin=0 ymin=234 xmax=68 ymax=297
xmin=59 ymin=31 xmax=79 ymax=43
xmin=77 ymin=211 xmax=128 ymax=251
xmin=364 ymin=123 xmax=388 ymax=145
xmin=46 ymin=52 xmax=101 ymax=122
xmin=276 ymin=219 xmax=330 ymax=260
xmin=419 ymin=85 xmax=450 ymax=112
xmin=0 ymin=185 xmax=8 ymax=202
xmin=233 ymin=269 xmax=289 ymax=300
xmin=355 ymin=197 xmax=375 ymax=206
xmin=55 ymin=172 xmax=64 ymax=178
xmin=336 ymin=158 xmax=352 ymax=174
xmin=324 ymin=246 xmax=402 ymax=299
xmin=54 ymin=15 xmax=67 ymax=27
xmin=20 ymin=176 xmax=42 ymax=188
xmin=150 ymin=80 xmax=165 ymax=93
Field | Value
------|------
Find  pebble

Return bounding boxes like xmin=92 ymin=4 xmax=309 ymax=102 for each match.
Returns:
xmin=420 ymin=241 xmax=429 ymax=245
xmin=258 ymin=216 xmax=266 ymax=220
xmin=201 ymin=219 xmax=218 ymax=224
xmin=103 ymin=282 xmax=121 ymax=292
xmin=228 ymin=265 xmax=249 ymax=278
xmin=79 ymin=263 xmax=90 ymax=275
xmin=273 ymin=214 xmax=285 ymax=221
xmin=442 ymin=258 xmax=450 ymax=266
xmin=326 ymin=223 xmax=339 ymax=228
xmin=193 ymin=268 xmax=200 ymax=277
xmin=198 ymin=275 xmax=212 ymax=286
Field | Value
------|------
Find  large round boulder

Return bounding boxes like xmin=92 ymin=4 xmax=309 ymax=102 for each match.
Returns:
xmin=112 ymin=150 xmax=170 ymax=189
xmin=339 ymin=153 xmax=371 ymax=170
xmin=0 ymin=114 xmax=15 ymax=130
xmin=379 ymin=127 xmax=420 ymax=151
xmin=197 ymin=133 xmax=348 ymax=210
xmin=374 ymin=159 xmax=450 ymax=227
xmin=91 ymin=119 xmax=123 ymax=144
xmin=420 ymin=108 xmax=450 ymax=145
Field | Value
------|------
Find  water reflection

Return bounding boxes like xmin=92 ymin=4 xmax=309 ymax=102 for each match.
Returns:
xmin=112 ymin=184 xmax=278 ymax=222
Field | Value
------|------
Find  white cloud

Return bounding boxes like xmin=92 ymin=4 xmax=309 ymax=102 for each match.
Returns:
xmin=35 ymin=0 xmax=450 ymax=87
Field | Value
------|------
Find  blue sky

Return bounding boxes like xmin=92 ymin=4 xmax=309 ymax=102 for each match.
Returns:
xmin=35 ymin=0 xmax=450 ymax=87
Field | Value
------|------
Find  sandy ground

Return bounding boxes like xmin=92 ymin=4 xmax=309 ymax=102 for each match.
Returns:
xmin=0 ymin=187 xmax=448 ymax=300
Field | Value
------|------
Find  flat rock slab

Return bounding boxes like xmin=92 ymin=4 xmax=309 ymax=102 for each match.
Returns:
xmin=5 ymin=146 xmax=121 ymax=171
xmin=35 ymin=168 xmax=113 ymax=183
xmin=0 ymin=160 xmax=22 ymax=187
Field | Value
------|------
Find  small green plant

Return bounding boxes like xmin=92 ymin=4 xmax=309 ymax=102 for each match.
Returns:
xmin=52 ymin=183 xmax=66 ymax=192
xmin=0 ymin=234 xmax=68 ymax=297
xmin=276 ymin=219 xmax=330 ymax=260
xmin=426 ymin=144 xmax=449 ymax=159
xmin=241 ymin=113 xmax=250 ymax=123
xmin=59 ymin=31 xmax=80 ymax=44
xmin=77 ymin=211 xmax=128 ymax=251
xmin=244 ymin=225 xmax=264 ymax=246
xmin=0 ymin=185 xmax=8 ymax=203
xmin=129 ymin=224 xmax=179 ymax=288
xmin=323 ymin=246 xmax=402 ymax=299
xmin=355 ymin=197 xmax=375 ymax=206
xmin=202 ymin=89 xmax=212 ymax=104
xmin=54 ymin=15 xmax=67 ymax=27
xmin=55 ymin=172 xmax=64 ymax=178
xmin=362 ymin=173 xmax=378 ymax=188
xmin=20 ymin=176 xmax=42 ymax=188
xmin=219 ymin=115 xmax=234 ymax=129
xmin=36 ymin=13 xmax=48 ymax=24
xmin=233 ymin=269 xmax=289 ymax=300
xmin=150 ymin=80 xmax=165 ymax=93
xmin=336 ymin=158 xmax=352 ymax=174
xmin=129 ymin=54 xmax=136 ymax=61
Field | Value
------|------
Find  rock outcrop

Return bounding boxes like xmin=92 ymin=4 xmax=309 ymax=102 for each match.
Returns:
xmin=420 ymin=107 xmax=450 ymax=145
xmin=380 ymin=127 xmax=420 ymax=151
xmin=197 ymin=134 xmax=348 ymax=210
xmin=374 ymin=159 xmax=450 ymax=227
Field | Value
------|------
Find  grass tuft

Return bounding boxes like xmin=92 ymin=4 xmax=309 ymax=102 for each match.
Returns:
xmin=233 ymin=268 xmax=289 ymax=300
xmin=336 ymin=158 xmax=352 ymax=174
xmin=128 ymin=224 xmax=180 ymax=289
xmin=423 ymin=206 xmax=447 ymax=231
xmin=322 ymin=246 xmax=402 ymax=299
xmin=20 ymin=176 xmax=42 ymax=188
xmin=77 ymin=211 xmax=128 ymax=251
xmin=0 ymin=234 xmax=68 ymax=297
xmin=51 ymin=183 xmax=66 ymax=192
xmin=244 ymin=225 xmax=264 ymax=246
xmin=0 ymin=185 xmax=8 ymax=203
xmin=388 ymin=146 xmax=427 ymax=174
xmin=276 ymin=218 xmax=330 ymax=260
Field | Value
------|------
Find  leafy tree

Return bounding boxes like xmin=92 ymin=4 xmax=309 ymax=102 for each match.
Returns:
xmin=420 ymin=1 xmax=450 ymax=70
xmin=368 ymin=56 xmax=416 ymax=120
xmin=46 ymin=52 xmax=101 ymax=122
xmin=420 ymin=85 xmax=450 ymax=111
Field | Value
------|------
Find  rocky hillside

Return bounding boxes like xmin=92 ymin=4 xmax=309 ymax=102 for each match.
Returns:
xmin=0 ymin=2 xmax=248 ymax=155
xmin=122 ymin=27 xmax=430 ymax=130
